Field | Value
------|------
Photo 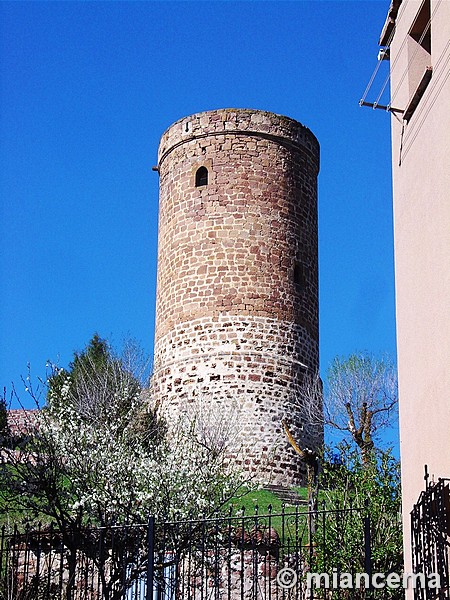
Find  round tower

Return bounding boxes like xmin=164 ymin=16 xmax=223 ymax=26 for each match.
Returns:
xmin=152 ymin=108 xmax=321 ymax=485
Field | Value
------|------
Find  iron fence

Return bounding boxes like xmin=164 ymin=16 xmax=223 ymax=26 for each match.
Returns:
xmin=0 ymin=504 xmax=372 ymax=600
xmin=0 ymin=520 xmax=150 ymax=600
xmin=411 ymin=468 xmax=450 ymax=600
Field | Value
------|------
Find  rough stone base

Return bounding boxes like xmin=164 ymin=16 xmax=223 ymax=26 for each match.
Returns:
xmin=151 ymin=314 xmax=323 ymax=487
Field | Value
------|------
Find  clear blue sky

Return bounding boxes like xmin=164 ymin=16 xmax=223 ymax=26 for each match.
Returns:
xmin=1 ymin=0 xmax=396 ymax=438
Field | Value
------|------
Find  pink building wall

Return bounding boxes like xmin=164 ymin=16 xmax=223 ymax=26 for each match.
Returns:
xmin=381 ymin=0 xmax=450 ymax=575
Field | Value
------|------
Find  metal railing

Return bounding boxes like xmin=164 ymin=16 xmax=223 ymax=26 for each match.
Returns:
xmin=411 ymin=467 xmax=450 ymax=600
xmin=0 ymin=504 xmax=371 ymax=600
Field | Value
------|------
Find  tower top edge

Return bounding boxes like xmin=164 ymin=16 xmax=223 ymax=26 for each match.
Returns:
xmin=157 ymin=108 xmax=319 ymax=165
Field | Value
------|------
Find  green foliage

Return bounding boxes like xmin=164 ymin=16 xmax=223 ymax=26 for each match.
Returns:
xmin=0 ymin=398 xmax=10 ymax=448
xmin=47 ymin=334 xmax=139 ymax=420
xmin=313 ymin=443 xmax=403 ymax=598
xmin=46 ymin=334 xmax=163 ymax=449
xmin=2 ymin=335 xmax=245 ymax=532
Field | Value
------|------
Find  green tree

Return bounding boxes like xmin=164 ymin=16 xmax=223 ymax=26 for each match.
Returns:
xmin=2 ymin=335 xmax=244 ymax=526
xmin=1 ymin=336 xmax=247 ymax=598
xmin=313 ymin=443 xmax=403 ymax=598
xmin=48 ymin=334 xmax=137 ymax=415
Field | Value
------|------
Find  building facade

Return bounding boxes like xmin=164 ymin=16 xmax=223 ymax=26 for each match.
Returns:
xmin=378 ymin=0 xmax=450 ymax=572
xmin=151 ymin=108 xmax=322 ymax=485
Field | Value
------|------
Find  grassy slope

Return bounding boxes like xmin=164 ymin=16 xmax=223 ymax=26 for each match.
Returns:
xmin=228 ymin=487 xmax=308 ymax=515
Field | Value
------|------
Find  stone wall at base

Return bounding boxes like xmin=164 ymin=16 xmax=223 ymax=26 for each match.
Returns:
xmin=152 ymin=314 xmax=320 ymax=484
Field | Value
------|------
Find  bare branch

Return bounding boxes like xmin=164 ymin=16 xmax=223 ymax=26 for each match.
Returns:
xmin=292 ymin=353 xmax=397 ymax=462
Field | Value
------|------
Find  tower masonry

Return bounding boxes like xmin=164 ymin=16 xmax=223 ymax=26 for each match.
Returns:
xmin=152 ymin=108 xmax=321 ymax=485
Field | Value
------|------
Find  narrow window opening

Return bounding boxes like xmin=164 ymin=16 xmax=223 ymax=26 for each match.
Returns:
xmin=294 ymin=263 xmax=304 ymax=289
xmin=195 ymin=166 xmax=208 ymax=187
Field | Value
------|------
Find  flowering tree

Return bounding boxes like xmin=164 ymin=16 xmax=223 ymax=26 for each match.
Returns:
xmin=1 ymin=336 xmax=248 ymax=597
xmin=2 ymin=336 xmax=245 ymax=526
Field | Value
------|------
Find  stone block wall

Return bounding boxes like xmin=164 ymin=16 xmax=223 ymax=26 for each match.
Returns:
xmin=152 ymin=108 xmax=322 ymax=485
xmin=6 ymin=409 xmax=39 ymax=437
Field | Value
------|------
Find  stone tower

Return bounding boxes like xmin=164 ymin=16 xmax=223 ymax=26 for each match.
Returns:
xmin=152 ymin=108 xmax=321 ymax=485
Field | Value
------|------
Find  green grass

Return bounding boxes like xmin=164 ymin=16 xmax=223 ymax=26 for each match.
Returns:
xmin=293 ymin=486 xmax=309 ymax=501
xmin=223 ymin=487 xmax=312 ymax=546
xmin=227 ymin=486 xmax=309 ymax=515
